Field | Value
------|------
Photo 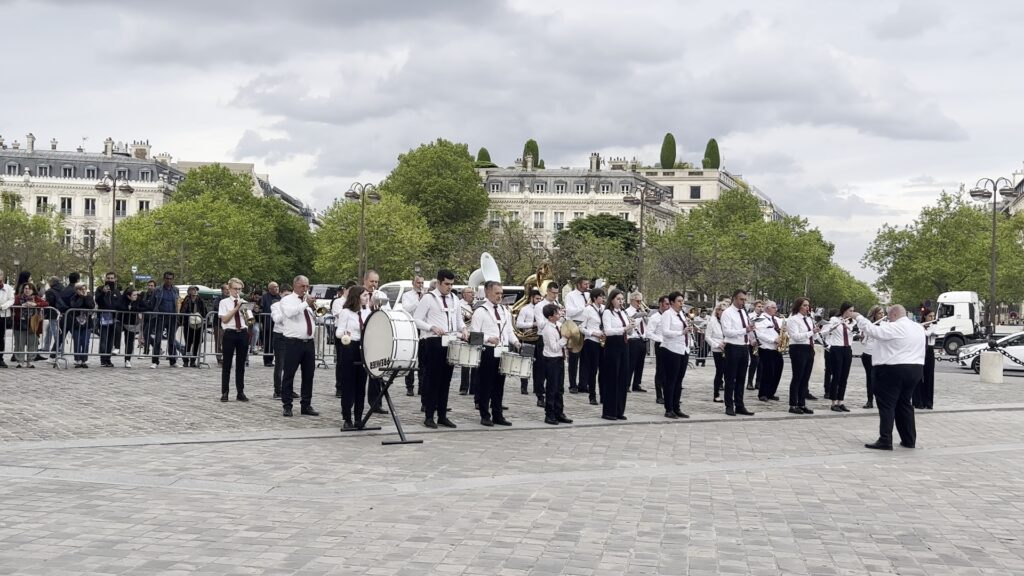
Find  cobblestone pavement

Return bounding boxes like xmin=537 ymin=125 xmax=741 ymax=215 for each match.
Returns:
xmin=2 ymin=354 xmax=1024 ymax=575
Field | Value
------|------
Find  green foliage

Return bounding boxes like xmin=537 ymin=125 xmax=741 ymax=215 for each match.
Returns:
xmin=702 ymin=138 xmax=721 ymax=169
xmin=660 ymin=133 xmax=677 ymax=170
xmin=523 ymin=139 xmax=540 ymax=167
xmin=557 ymin=213 xmax=638 ymax=254
xmin=554 ymin=214 xmax=639 ymax=285
xmin=476 ymin=147 xmax=491 ymax=163
xmin=862 ymin=191 xmax=1024 ymax=308
xmin=0 ymin=191 xmax=76 ymax=281
xmin=536 ymin=159 xmax=545 ymax=169
xmin=377 ymin=138 xmax=488 ymax=261
xmin=454 ymin=212 xmax=542 ymax=284
xmin=313 ymin=193 xmax=431 ymax=284
xmin=172 ymin=164 xmax=254 ymax=204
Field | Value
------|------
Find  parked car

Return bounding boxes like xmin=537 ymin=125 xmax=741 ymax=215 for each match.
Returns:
xmin=957 ymin=331 xmax=1024 ymax=373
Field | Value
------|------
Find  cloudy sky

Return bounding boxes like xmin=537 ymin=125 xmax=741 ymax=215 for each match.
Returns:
xmin=3 ymin=0 xmax=1022 ymax=283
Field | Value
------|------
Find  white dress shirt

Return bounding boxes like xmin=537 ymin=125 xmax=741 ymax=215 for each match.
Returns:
xmin=516 ymin=302 xmax=535 ymax=331
xmin=565 ymin=289 xmax=589 ymax=324
xmin=705 ymin=315 xmax=724 ymax=351
xmin=602 ymin=308 xmax=629 ymax=339
xmin=0 ymin=283 xmax=13 ymax=318
xmin=625 ymin=306 xmax=647 ymax=340
xmin=660 ymin=309 xmax=692 ymax=356
xmin=821 ymin=316 xmax=854 ymax=347
xmin=270 ymin=301 xmax=285 ymax=334
xmin=278 ymin=293 xmax=317 ymax=340
xmin=861 ymin=328 xmax=875 ymax=355
xmin=412 ymin=289 xmax=464 ymax=338
xmin=720 ymin=305 xmax=752 ymax=346
xmin=401 ymin=289 xmax=422 ymax=315
xmin=471 ymin=301 xmax=519 ymax=348
xmin=755 ymin=314 xmax=783 ymax=351
xmin=541 ymin=322 xmax=566 ymax=358
xmin=218 ymin=297 xmax=246 ymax=330
xmin=581 ymin=304 xmax=604 ymax=343
xmin=334 ymin=307 xmax=371 ymax=341
xmin=647 ymin=310 xmax=663 ymax=344
xmin=854 ymin=316 xmax=925 ymax=366
xmin=787 ymin=313 xmax=815 ymax=345
xmin=924 ymin=325 xmax=937 ymax=347
xmin=533 ymin=297 xmax=559 ymax=333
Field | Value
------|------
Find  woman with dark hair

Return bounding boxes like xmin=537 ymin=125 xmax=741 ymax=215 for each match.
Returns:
xmin=785 ymin=297 xmax=816 ymax=415
xmin=860 ymin=305 xmax=885 ymax=409
xmin=180 ymin=286 xmax=208 ymax=368
xmin=822 ymin=302 xmax=856 ymax=412
xmin=599 ymin=289 xmax=633 ymax=420
xmin=10 ymin=271 xmax=32 ymax=364
xmin=68 ymin=282 xmax=95 ymax=368
xmin=119 ymin=286 xmax=145 ymax=368
xmin=12 ymin=282 xmax=48 ymax=368
xmin=336 ymin=285 xmax=369 ymax=430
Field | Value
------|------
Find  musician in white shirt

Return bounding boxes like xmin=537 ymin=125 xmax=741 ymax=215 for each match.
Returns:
xmin=625 ymin=292 xmax=649 ymax=393
xmin=914 ymin=310 xmax=937 ymax=410
xmin=401 ymin=275 xmax=425 ymax=397
xmin=821 ymin=303 xmax=856 ymax=412
xmin=705 ymin=304 xmax=726 ymax=402
xmin=786 ymin=298 xmax=817 ymax=414
xmin=458 ymin=286 xmax=477 ymax=397
xmin=335 ymin=286 xmax=372 ymax=430
xmin=530 ymin=284 xmax=561 ymax=404
xmin=746 ymin=300 xmax=765 ymax=391
xmin=599 ymin=289 xmax=633 ymax=420
xmin=517 ymin=289 xmax=542 ymax=396
xmin=579 ymin=288 xmax=606 ymax=405
xmin=564 ymin=277 xmax=590 ymax=393
xmin=470 ymin=281 xmax=520 ymax=427
xmin=659 ymin=291 xmax=692 ymax=419
xmin=278 ymin=275 xmax=320 ymax=417
xmin=362 ymin=270 xmax=390 ymax=414
xmin=754 ymin=301 xmax=784 ymax=403
xmin=719 ymin=289 xmax=755 ymax=416
xmin=853 ymin=304 xmax=925 ymax=450
xmin=217 ymin=278 xmax=249 ymax=403
xmin=859 ymin=305 xmax=885 ymax=409
xmin=412 ymin=269 xmax=466 ymax=429
xmin=647 ymin=296 xmax=670 ymax=404
xmin=270 ymin=287 xmax=292 ymax=399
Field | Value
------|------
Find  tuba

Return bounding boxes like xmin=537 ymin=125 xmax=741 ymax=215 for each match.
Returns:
xmin=511 ymin=261 xmax=556 ymax=343
xmin=239 ymin=301 xmax=256 ymax=328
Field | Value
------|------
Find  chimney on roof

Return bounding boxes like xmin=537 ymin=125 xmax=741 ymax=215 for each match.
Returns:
xmin=589 ymin=152 xmax=601 ymax=171
xmin=0 ymin=135 xmax=4 ymax=149
xmin=26 ymin=133 xmax=35 ymax=153
xmin=50 ymin=138 xmax=58 ymax=151
xmin=11 ymin=140 xmax=20 ymax=150
xmin=130 ymin=140 xmax=151 ymax=160
xmin=103 ymin=137 xmax=114 ymax=157
xmin=525 ymin=153 xmax=534 ymax=171
xmin=154 ymin=152 xmax=172 ymax=165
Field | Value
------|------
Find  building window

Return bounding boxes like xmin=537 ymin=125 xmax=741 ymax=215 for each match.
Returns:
xmin=619 ymin=212 xmax=630 ymax=221
xmin=84 ymin=198 xmax=96 ymax=216
xmin=59 ymin=197 xmax=73 ymax=215
xmin=139 ymin=170 xmax=152 ymax=182
xmin=488 ymin=210 xmax=501 ymax=227
xmin=645 ymin=171 xmax=658 ymax=176
xmin=574 ymin=183 xmax=584 ymax=194
xmin=664 ymin=185 xmax=674 ymax=198
xmin=572 ymin=211 xmax=584 ymax=220
xmin=35 ymin=196 xmax=49 ymax=214
xmin=663 ymin=171 xmax=675 ymax=177
xmin=115 ymin=199 xmax=127 ymax=218
xmin=620 ymin=183 xmax=631 ymax=194
xmin=37 ymin=165 xmax=51 ymax=177
xmin=85 ymin=166 xmax=97 ymax=179
xmin=5 ymin=163 xmax=18 ymax=176
xmin=115 ymin=168 xmax=129 ymax=180
xmin=555 ymin=183 xmax=566 ymax=194
xmin=599 ymin=183 xmax=611 ymax=193
xmin=489 ymin=182 xmax=501 ymax=193
xmin=688 ymin=171 xmax=704 ymax=176
xmin=535 ymin=182 xmax=546 ymax=193
xmin=62 ymin=228 xmax=72 ymax=248
xmin=138 ymin=200 xmax=150 ymax=213
xmin=553 ymin=211 xmax=565 ymax=231
xmin=509 ymin=182 xmax=521 ymax=193
xmin=84 ymin=229 xmax=97 ymax=249
xmin=61 ymin=165 xmax=75 ymax=178
xmin=690 ymin=186 xmax=701 ymax=200
xmin=533 ymin=211 xmax=545 ymax=230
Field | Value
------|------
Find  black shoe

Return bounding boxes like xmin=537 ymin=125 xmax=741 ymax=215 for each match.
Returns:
xmin=521 ymin=387 xmax=529 ymax=395
xmin=656 ymin=396 xmax=664 ymax=404
xmin=236 ymin=394 xmax=249 ymax=402
xmin=838 ymin=404 xmax=850 ymax=412
xmin=617 ymin=416 xmax=627 ymax=421
xmin=590 ymin=398 xmax=599 ymax=406
xmin=493 ymin=417 xmax=512 ymax=426
xmin=789 ymin=407 xmax=804 ymax=415
xmin=864 ymin=441 xmax=893 ymax=450
xmin=736 ymin=408 xmax=755 ymax=416
xmin=273 ymin=392 xmax=281 ymax=399
xmin=282 ymin=408 xmax=293 ymax=417
xmin=544 ymin=417 xmax=559 ymax=425
xmin=600 ymin=415 xmax=617 ymax=421
xmin=801 ymin=406 xmax=814 ymax=414
xmin=341 ymin=421 xmax=354 ymax=431
xmin=220 ymin=394 xmax=228 ymax=402
xmin=301 ymin=407 xmax=320 ymax=416
xmin=899 ymin=441 xmax=916 ymax=449
xmin=291 ymin=392 xmax=299 ymax=399
xmin=674 ymin=410 xmax=689 ymax=419
xmin=556 ymin=415 xmax=573 ymax=424
xmin=725 ymin=408 xmax=736 ymax=416
xmin=437 ymin=418 xmax=457 ymax=428
xmin=746 ymin=384 xmax=755 ymax=390
xmin=480 ymin=417 xmax=494 ymax=427
xmin=863 ymin=402 xmax=874 ymax=409
xmin=664 ymin=411 xmax=678 ymax=419
xmin=713 ymin=395 xmax=724 ymax=403
xmin=459 ymin=389 xmax=469 ymax=396
xmin=34 ymin=355 xmax=46 ymax=362
xmin=770 ymin=396 xmax=780 ymax=401
xmin=805 ymin=393 xmax=818 ymax=400
xmin=758 ymin=396 xmax=768 ymax=402
xmin=406 ymin=388 xmax=415 ymax=397
xmin=373 ymin=407 xmax=388 ymax=415
xmin=569 ymin=386 xmax=579 ymax=394
xmin=423 ymin=417 xmax=437 ymax=429
xmin=632 ymin=387 xmax=647 ymax=393
xmin=537 ymin=399 xmax=545 ymax=408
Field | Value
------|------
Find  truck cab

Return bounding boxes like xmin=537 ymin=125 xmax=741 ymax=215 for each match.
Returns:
xmin=933 ymin=291 xmax=983 ymax=355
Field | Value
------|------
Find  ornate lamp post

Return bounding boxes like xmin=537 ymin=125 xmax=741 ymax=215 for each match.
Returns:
xmin=969 ymin=178 xmax=1019 ymax=335
xmin=344 ymin=183 xmax=380 ymax=281
xmin=94 ymin=171 xmax=134 ymax=271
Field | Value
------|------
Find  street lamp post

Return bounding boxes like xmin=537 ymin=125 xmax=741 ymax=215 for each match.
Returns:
xmin=344 ymin=183 xmax=380 ymax=281
xmin=623 ymin=184 xmax=665 ymax=293
xmin=94 ymin=172 xmax=134 ymax=272
xmin=969 ymin=177 xmax=1019 ymax=335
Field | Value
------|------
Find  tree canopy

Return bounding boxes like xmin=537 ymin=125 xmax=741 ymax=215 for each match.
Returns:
xmin=523 ymin=139 xmax=541 ymax=167
xmin=660 ymin=133 xmax=677 ymax=170
xmin=475 ymin=147 xmax=497 ymax=169
xmin=554 ymin=214 xmax=640 ymax=286
xmin=0 ymin=191 xmax=75 ymax=282
xmin=172 ymin=164 xmax=254 ymax=204
xmin=702 ymin=138 xmax=721 ymax=169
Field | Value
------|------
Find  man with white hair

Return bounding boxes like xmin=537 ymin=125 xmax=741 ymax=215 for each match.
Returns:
xmin=755 ymin=301 xmax=784 ymax=402
xmin=854 ymin=305 xmax=925 ymax=450
xmin=278 ymin=275 xmax=320 ymax=417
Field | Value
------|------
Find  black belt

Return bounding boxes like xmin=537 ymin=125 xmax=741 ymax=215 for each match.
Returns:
xmin=223 ymin=328 xmax=246 ymax=333
xmin=285 ymin=336 xmax=313 ymax=342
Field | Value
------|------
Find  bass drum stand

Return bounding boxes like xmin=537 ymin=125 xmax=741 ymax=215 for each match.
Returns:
xmin=345 ymin=369 xmax=422 ymax=445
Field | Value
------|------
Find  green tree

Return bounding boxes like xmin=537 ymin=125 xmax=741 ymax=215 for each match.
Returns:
xmin=702 ymin=138 xmax=721 ymax=169
xmin=660 ymin=133 xmax=677 ymax=170
xmin=455 ymin=212 xmax=542 ymax=284
xmin=172 ymin=164 xmax=254 ymax=204
xmin=554 ymin=214 xmax=639 ymax=285
xmin=557 ymin=213 xmax=638 ymax=254
xmin=523 ymin=139 xmax=540 ymax=167
xmin=377 ymin=138 xmax=488 ymax=261
xmin=475 ymin=147 xmax=497 ymax=169
xmin=0 ymin=191 xmax=71 ymax=281
xmin=313 ymin=193 xmax=431 ymax=284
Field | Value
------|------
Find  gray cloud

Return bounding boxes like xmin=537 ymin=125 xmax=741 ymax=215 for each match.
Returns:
xmin=871 ymin=0 xmax=944 ymax=40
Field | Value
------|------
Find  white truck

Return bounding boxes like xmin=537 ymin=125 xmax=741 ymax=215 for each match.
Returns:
xmin=932 ymin=291 xmax=984 ymax=355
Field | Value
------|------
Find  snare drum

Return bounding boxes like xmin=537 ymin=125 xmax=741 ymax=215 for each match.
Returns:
xmin=362 ymin=309 xmax=419 ymax=378
xmin=498 ymin=352 xmax=534 ymax=379
xmin=446 ymin=340 xmax=482 ymax=368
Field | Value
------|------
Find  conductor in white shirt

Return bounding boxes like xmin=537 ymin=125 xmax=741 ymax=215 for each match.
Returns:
xmin=471 ymin=281 xmax=519 ymax=427
xmin=854 ymin=305 xmax=925 ymax=450
xmin=720 ymin=289 xmax=755 ymax=416
xmin=278 ymin=275 xmax=320 ymax=417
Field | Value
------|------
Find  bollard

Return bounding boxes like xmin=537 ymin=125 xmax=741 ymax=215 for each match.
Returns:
xmin=979 ymin=350 xmax=1003 ymax=384
xmin=811 ymin=343 xmax=826 ymax=381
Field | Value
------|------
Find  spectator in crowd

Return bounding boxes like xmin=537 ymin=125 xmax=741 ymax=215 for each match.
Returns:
xmin=146 ymin=272 xmax=182 ymax=368
xmin=180 ymin=285 xmax=208 ymax=368
xmin=96 ymin=271 xmax=123 ymax=367
xmin=9 ymin=270 xmax=32 ymax=363
xmin=68 ymin=282 xmax=95 ymax=368
xmin=0 ymin=271 xmax=13 ymax=368
xmin=43 ymin=276 xmax=63 ymax=359
xmin=119 ymin=286 xmax=144 ymax=368
xmin=260 ymin=281 xmax=281 ymax=367
xmin=12 ymin=282 xmax=48 ymax=368
xmin=55 ymin=272 xmax=81 ymax=358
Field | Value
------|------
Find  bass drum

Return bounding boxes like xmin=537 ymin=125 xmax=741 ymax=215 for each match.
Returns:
xmin=362 ymin=308 xmax=419 ymax=378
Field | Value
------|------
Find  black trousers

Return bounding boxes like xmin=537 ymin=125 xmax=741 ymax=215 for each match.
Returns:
xmin=914 ymin=351 xmax=935 ymax=409
xmin=340 ymin=341 xmax=366 ymax=422
xmin=221 ymin=330 xmax=247 ymax=395
xmin=121 ymin=326 xmax=137 ymax=360
xmin=758 ymin=349 xmax=783 ymax=399
xmin=422 ymin=337 xmax=454 ymax=420
xmin=874 ymin=364 xmax=922 ymax=446
xmin=405 ymin=360 xmax=417 ymax=391
xmin=273 ymin=332 xmax=286 ymax=395
xmin=722 ymin=343 xmax=749 ymax=410
xmin=334 ymin=338 xmax=345 ymax=396
xmin=99 ymin=320 xmax=120 ymax=364
xmin=861 ymin=353 xmax=873 ymax=403
xmin=746 ymin=345 xmax=759 ymax=386
xmin=599 ymin=337 xmax=630 ymax=418
xmin=475 ymin=347 xmax=505 ymax=420
xmin=367 ymin=376 xmax=383 ymax=410
xmin=281 ymin=337 xmax=315 ymax=409
xmin=788 ymin=344 xmax=813 ymax=407
xmin=532 ymin=336 xmax=545 ymax=397
xmin=0 ymin=317 xmax=6 ymax=355
xmin=580 ymin=339 xmax=601 ymax=400
xmin=653 ymin=342 xmax=664 ymax=399
xmin=543 ymin=356 xmax=565 ymax=419
xmin=823 ymin=346 xmax=833 ymax=397
xmin=183 ymin=327 xmax=203 ymax=365
xmin=627 ymin=338 xmax=646 ymax=390
xmin=712 ymin=351 xmax=725 ymax=395
xmin=827 ymin=346 xmax=852 ymax=401
xmin=460 ymin=366 xmax=473 ymax=394
xmin=662 ymin=349 xmax=688 ymax=412
xmin=150 ymin=316 xmax=179 ymax=365
xmin=567 ymin=348 xmax=580 ymax=388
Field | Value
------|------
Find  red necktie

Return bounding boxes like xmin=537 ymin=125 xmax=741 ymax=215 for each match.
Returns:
xmin=679 ymin=313 xmax=689 ymax=348
xmin=234 ymin=300 xmax=241 ymax=329
xmin=358 ymin=310 xmax=364 ymax=334
xmin=494 ymin=305 xmax=501 ymax=321
xmin=304 ymin=308 xmax=312 ymax=337
xmin=638 ymin=315 xmax=644 ymax=335
xmin=772 ymin=317 xmax=779 ymax=331
xmin=842 ymin=323 xmax=849 ymax=346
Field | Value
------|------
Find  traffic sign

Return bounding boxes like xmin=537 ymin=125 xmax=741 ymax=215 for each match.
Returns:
xmin=134 ymin=274 xmax=152 ymax=281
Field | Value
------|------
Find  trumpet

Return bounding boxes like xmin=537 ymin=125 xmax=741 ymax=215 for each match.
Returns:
xmin=239 ymin=301 xmax=256 ymax=328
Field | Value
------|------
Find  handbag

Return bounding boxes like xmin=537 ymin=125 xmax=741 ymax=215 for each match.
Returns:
xmin=188 ymin=313 xmax=203 ymax=329
xmin=29 ymin=312 xmax=43 ymax=335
